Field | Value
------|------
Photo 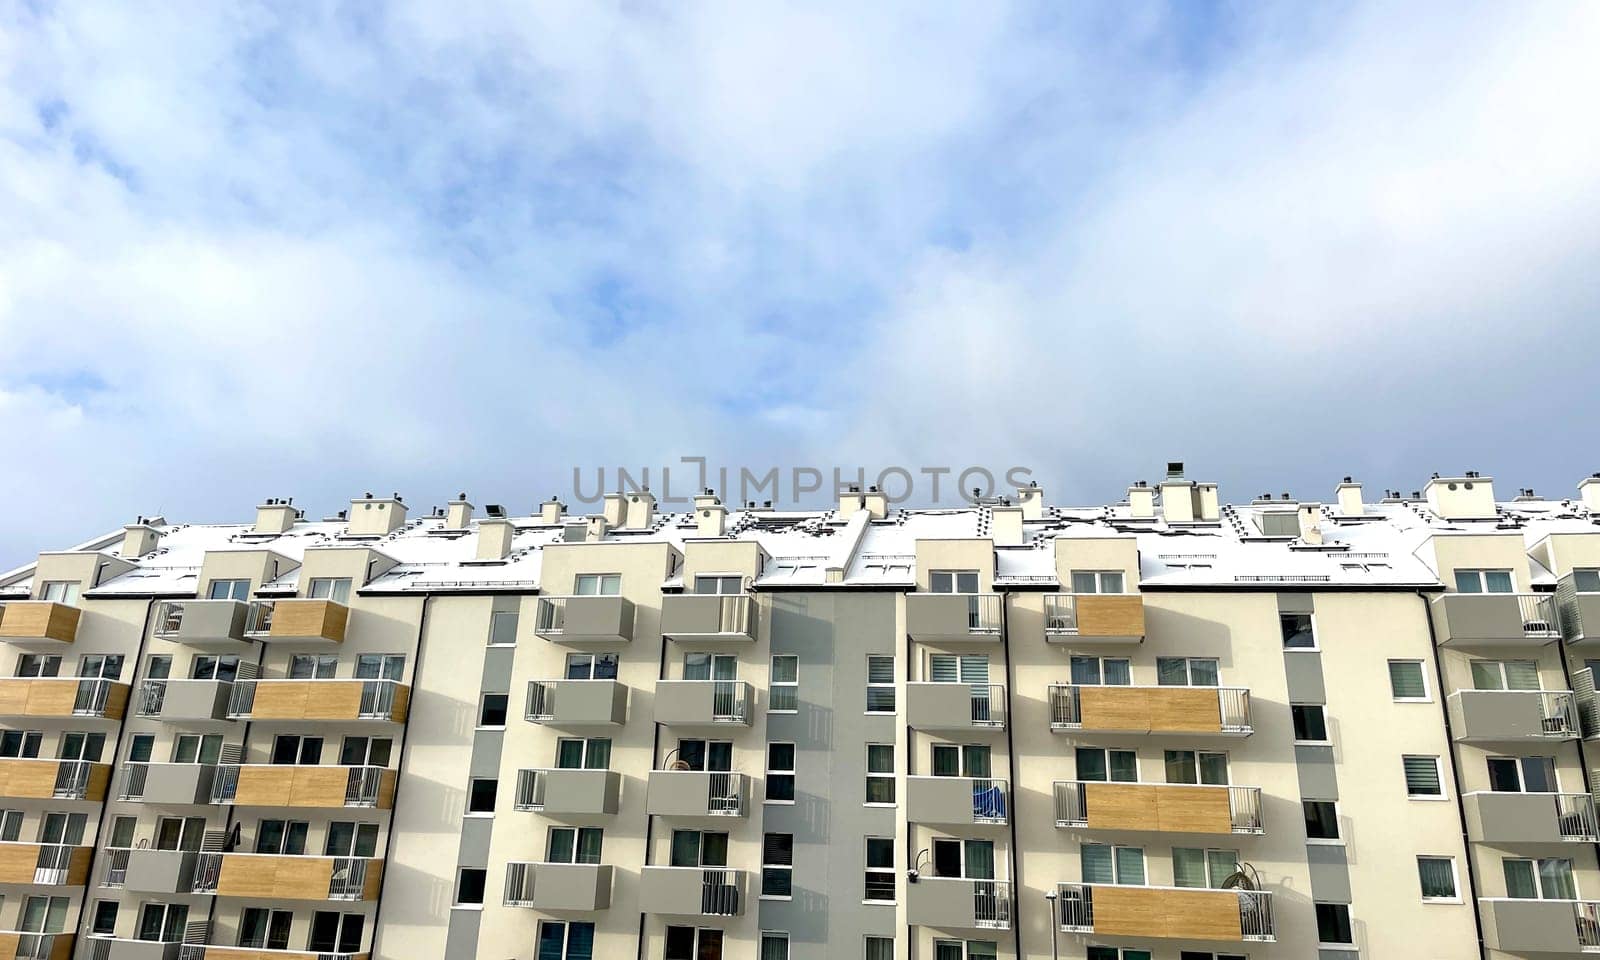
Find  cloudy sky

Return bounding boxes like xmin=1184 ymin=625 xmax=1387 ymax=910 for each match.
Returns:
xmin=2 ymin=1 xmax=1598 ymax=566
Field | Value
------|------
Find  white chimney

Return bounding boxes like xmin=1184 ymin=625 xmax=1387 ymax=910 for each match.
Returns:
xmin=1299 ymin=503 xmax=1324 ymax=545
xmin=476 ymin=518 xmax=514 ymax=560
xmin=254 ymin=499 xmax=298 ymax=535
xmin=694 ymin=491 xmax=727 ymax=537
xmin=585 ymin=515 xmax=610 ymax=542
xmin=624 ymin=490 xmax=656 ymax=530
xmin=1580 ymin=475 xmax=1600 ymax=513
xmin=991 ymin=506 xmax=1024 ymax=547
xmin=1194 ymin=483 xmax=1220 ymax=522
xmin=602 ymin=492 xmax=629 ymax=528
xmin=1424 ymin=473 xmax=1497 ymax=520
xmin=1335 ymin=478 xmax=1364 ymax=517
xmin=539 ymin=497 xmax=566 ymax=525
xmin=121 ymin=520 xmax=160 ymax=558
xmin=1127 ymin=482 xmax=1155 ymax=519
xmin=1017 ymin=481 xmax=1043 ymax=521
xmin=349 ymin=493 xmax=408 ymax=536
xmin=862 ymin=486 xmax=888 ymax=520
xmin=445 ymin=494 xmax=473 ymax=529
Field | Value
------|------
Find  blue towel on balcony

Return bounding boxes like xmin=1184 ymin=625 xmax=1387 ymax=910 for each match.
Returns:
xmin=973 ymin=784 xmax=1006 ymax=820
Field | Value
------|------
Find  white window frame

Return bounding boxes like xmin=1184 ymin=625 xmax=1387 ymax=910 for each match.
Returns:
xmin=207 ymin=579 xmax=250 ymax=601
xmin=1164 ymin=749 xmax=1230 ymax=786
xmin=769 ymin=655 xmax=798 ymax=713
xmin=1315 ymin=901 xmax=1355 ymax=947
xmin=1075 ymin=746 xmax=1139 ymax=783
xmin=1068 ymin=655 xmax=1131 ymax=686
xmin=38 ymin=581 xmax=80 ymax=605
xmin=1388 ymin=659 xmax=1431 ymax=702
xmin=535 ymin=921 xmax=595 ymax=960
xmin=564 ymin=652 xmax=618 ymax=680
xmin=1280 ymin=612 xmax=1317 ymax=650
xmin=1069 ymin=570 xmax=1125 ymax=594
xmin=487 ymin=610 xmax=519 ymax=646
xmin=865 ymin=743 xmax=895 ymax=806
xmin=1302 ymin=799 xmax=1341 ymax=843
xmin=1403 ymin=755 xmax=1447 ymax=800
xmin=1455 ymin=568 xmax=1515 ymax=594
xmin=1291 ymin=703 xmax=1330 ymax=745
xmin=1470 ymin=658 xmax=1542 ymax=691
xmin=574 ymin=573 xmax=621 ymax=596
xmin=1156 ymin=656 xmax=1220 ymax=687
xmin=864 ymin=936 xmax=895 ymax=960
xmin=1503 ymin=856 xmax=1578 ymax=900
xmin=454 ymin=867 xmax=486 ymax=907
xmin=864 ymin=836 xmax=895 ymax=903
xmin=1573 ymin=569 xmax=1600 ymax=594
xmin=866 ymin=656 xmax=896 ymax=714
xmin=466 ymin=777 xmax=497 ymax=816
xmin=1081 ymin=842 xmax=1146 ymax=886
xmin=477 ymin=692 xmax=508 ymax=729
xmin=1417 ymin=855 xmax=1461 ymax=903
xmin=929 ymin=570 xmax=980 ymax=594
xmin=765 ymin=743 xmax=796 ymax=804
xmin=1487 ymin=754 xmax=1559 ymax=793
xmin=307 ymin=578 xmax=352 ymax=603
xmin=1170 ymin=846 xmax=1241 ymax=889
xmin=693 ymin=574 xmax=743 ymax=595
xmin=759 ymin=931 xmax=790 ymax=959
xmin=760 ymin=834 xmax=793 ymax=901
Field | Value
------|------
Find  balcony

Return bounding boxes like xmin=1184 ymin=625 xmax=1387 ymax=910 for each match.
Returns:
xmin=85 ymin=943 xmax=183 ymax=960
xmin=104 ymin=848 xmax=196 ymax=894
xmin=524 ymin=679 xmax=627 ymax=727
xmin=152 ymin=600 xmax=253 ymax=647
xmin=191 ymin=852 xmax=383 ymax=901
xmin=907 ymin=878 xmax=1012 ymax=931
xmin=1044 ymin=594 xmax=1146 ymax=644
xmin=503 ymin=861 xmax=613 ymax=911
xmin=1464 ymin=791 xmax=1599 ymax=843
xmin=226 ymin=679 xmax=408 ymax=723
xmin=0 ymin=841 xmax=90 ymax=885
xmin=0 ymin=932 xmax=70 ymax=960
xmin=513 ymin=768 xmax=621 ymax=816
xmin=660 ymin=595 xmax=755 ymax=642
xmin=0 ymin=759 xmax=109 ymax=801
xmin=1056 ymin=883 xmax=1275 ymax=941
xmin=118 ymin=762 xmax=217 ymax=804
xmin=1048 ymin=684 xmax=1252 ymax=736
xmin=0 ymin=602 xmax=80 ymax=644
xmin=174 ymin=949 xmax=368 ymax=960
xmin=0 ymin=678 xmax=128 ymax=720
xmin=639 ymin=866 xmax=746 ymax=917
xmin=906 ymin=594 xmax=1002 ymax=643
xmin=1480 ymin=898 xmax=1600 ymax=954
xmin=211 ymin=765 xmax=396 ymax=809
xmin=906 ymin=683 xmax=1006 ymax=731
xmin=1558 ymin=574 xmax=1600 ymax=648
xmin=653 ymin=680 xmax=751 ymax=727
xmin=243 ymin=599 xmax=348 ymax=643
xmin=645 ymin=770 xmax=746 ymax=818
xmin=1446 ymin=689 xmax=1578 ymax=741
xmin=1054 ymin=781 xmax=1264 ymax=835
xmin=535 ymin=595 xmax=636 ymax=643
xmin=906 ymin=777 xmax=1009 ymax=825
xmin=1432 ymin=593 xmax=1560 ymax=647
xmin=134 ymin=679 xmax=234 ymax=722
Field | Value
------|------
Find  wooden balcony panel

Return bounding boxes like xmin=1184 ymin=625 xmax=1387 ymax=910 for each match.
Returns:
xmin=0 ymin=932 xmax=72 ymax=960
xmin=1079 ymin=687 xmax=1150 ymax=730
xmin=0 ymin=603 xmax=80 ymax=643
xmin=1094 ymin=886 xmax=1244 ymax=940
xmin=266 ymin=600 xmax=349 ymax=643
xmin=231 ymin=766 xmax=395 ymax=809
xmin=0 ymin=759 xmax=109 ymax=801
xmin=1075 ymin=595 xmax=1146 ymax=639
xmin=197 ymin=951 xmax=367 ymax=960
xmin=1147 ymin=689 xmax=1226 ymax=733
xmin=0 ymin=680 xmax=129 ymax=720
xmin=1082 ymin=783 xmax=1235 ymax=834
xmin=247 ymin=681 xmax=408 ymax=723
xmin=0 ymin=843 xmax=91 ymax=885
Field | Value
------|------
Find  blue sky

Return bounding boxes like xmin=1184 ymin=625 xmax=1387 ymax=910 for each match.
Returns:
xmin=2 ymin=1 xmax=1599 ymax=566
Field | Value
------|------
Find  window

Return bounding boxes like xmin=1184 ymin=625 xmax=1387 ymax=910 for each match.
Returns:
xmin=766 ymin=743 xmax=795 ymax=802
xmin=761 ymin=833 xmax=793 ymax=898
xmin=760 ymin=933 xmax=789 ymax=960
xmin=207 ymin=579 xmax=250 ymax=601
xmin=665 ymin=927 xmax=723 ymax=960
xmin=547 ymin=826 xmax=603 ymax=864
xmin=694 ymin=574 xmax=743 ymax=595
xmin=1172 ymin=847 xmax=1239 ymax=889
xmin=340 ymin=736 xmax=393 ymax=767
xmin=308 ymin=578 xmax=353 ymax=603
xmin=770 ymin=656 xmax=798 ymax=712
xmin=325 ymin=821 xmax=380 ymax=858
xmin=132 ymin=902 xmax=184 ymax=942
xmin=1071 ymin=570 xmax=1125 ymax=594
xmin=38 ymin=581 xmax=79 ymax=605
xmin=288 ymin=655 xmax=337 ymax=679
xmin=574 ymin=574 xmax=621 ymax=595
xmin=1165 ymin=750 xmax=1228 ymax=785
xmin=1388 ymin=660 xmax=1429 ymax=701
xmin=864 ymin=837 xmax=895 ymax=901
xmin=670 ymin=830 xmax=729 ymax=867
xmin=1504 ymin=857 xmax=1577 ymax=899
xmin=1488 ymin=755 xmax=1556 ymax=793
xmin=355 ymin=654 xmax=404 ymax=681
xmin=565 ymin=652 xmax=618 ymax=680
xmin=108 ymin=816 xmax=136 ymax=848
xmin=537 ymin=921 xmax=596 ymax=960
xmin=91 ymin=900 xmax=118 ymax=936
xmin=1081 ymin=843 xmax=1145 ymax=885
xmin=190 ymin=655 xmax=238 ymax=682
xmin=929 ymin=570 xmax=979 ymax=594
xmin=146 ymin=654 xmax=171 ymax=680
xmin=683 ymin=652 xmax=737 ymax=681
xmin=488 ymin=610 xmax=519 ymax=646
xmin=1471 ymin=659 xmax=1541 ymax=691
xmin=255 ymin=819 xmax=308 ymax=855
xmin=58 ymin=731 xmax=105 ymax=762
xmin=1089 ymin=950 xmax=1156 ymax=960
xmin=1418 ymin=856 xmax=1459 ymax=900
xmin=272 ymin=735 xmax=322 ymax=765
xmin=866 ymin=744 xmax=895 ymax=804
xmin=238 ymin=908 xmax=292 ymax=949
xmin=1076 ymin=747 xmax=1137 ymax=783
xmin=0 ymin=731 xmax=41 ymax=758
xmin=932 ymin=744 xmax=990 ymax=778
xmin=172 ymin=734 xmax=223 ymax=765
xmin=127 ymin=733 xmax=153 ymax=763
xmin=308 ymin=912 xmax=363 ymax=953
xmin=556 ymin=738 xmax=612 ymax=770
xmin=866 ymin=656 xmax=895 ymax=713
xmin=932 ymin=942 xmax=998 ymax=960
xmin=153 ymin=816 xmax=206 ymax=852
xmin=478 ymin=693 xmax=508 ymax=727
xmin=38 ymin=812 xmax=86 ymax=845
xmin=1281 ymin=613 xmax=1315 ymax=648
xmin=77 ymin=654 xmax=124 ymax=679
xmin=1292 ymin=704 xmax=1329 ymax=742
xmin=865 ymin=937 xmax=895 ymax=960
xmin=1157 ymin=657 xmax=1219 ymax=687
xmin=16 ymin=655 xmax=60 ymax=678
xmin=1575 ymin=569 xmax=1600 ymax=593
xmin=0 ymin=809 xmax=22 ymax=841
xmin=1069 ymin=656 xmax=1130 ymax=686
xmin=455 ymin=867 xmax=487 ymax=906
xmin=1403 ymin=756 xmax=1444 ymax=798
xmin=1303 ymin=801 xmax=1340 ymax=840
xmin=1455 ymin=569 xmax=1514 ymax=594
xmin=467 ymin=778 xmax=497 ymax=814
xmin=1315 ymin=902 xmax=1353 ymax=945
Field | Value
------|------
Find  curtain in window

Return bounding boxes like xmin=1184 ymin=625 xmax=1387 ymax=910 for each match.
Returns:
xmin=1076 ymin=749 xmax=1107 ymax=782
xmin=1403 ymin=757 xmax=1442 ymax=795
xmin=1455 ymin=571 xmax=1483 ymax=593
xmin=1069 ymin=657 xmax=1101 ymax=685
xmin=1208 ymin=850 xmax=1239 ymax=888
xmin=929 ymin=656 xmax=959 ymax=683
xmin=683 ymin=653 xmax=711 ymax=681
xmin=1172 ymin=848 xmax=1206 ymax=888
xmin=964 ymin=840 xmax=995 ymax=880
xmin=669 ymin=831 xmax=700 ymax=868
xmin=1071 ymin=572 xmax=1098 ymax=594
xmin=1189 ymin=660 xmax=1220 ymax=686
xmin=1199 ymin=754 xmax=1229 ymax=786
xmin=1114 ymin=847 xmax=1145 ymax=885
xmin=1156 ymin=658 xmax=1188 ymax=686
xmin=1109 ymin=751 xmax=1138 ymax=782
xmin=1080 ymin=844 xmax=1113 ymax=884
xmin=1165 ymin=751 xmax=1197 ymax=784
xmin=555 ymin=740 xmax=584 ymax=770
xmin=1485 ymin=571 xmax=1514 ymax=593
xmin=548 ymin=830 xmax=576 ymax=864
xmin=1470 ymin=661 xmax=1505 ymax=691
xmin=1418 ymin=858 xmax=1455 ymax=898
xmin=1540 ymin=859 xmax=1577 ymax=899
xmin=1388 ymin=661 xmax=1425 ymax=698
xmin=933 ymin=942 xmax=964 ymax=960
xmin=759 ymin=935 xmax=787 ymax=960
xmin=1504 ymin=661 xmax=1542 ymax=691
xmin=577 ymin=829 xmax=603 ymax=864
xmin=536 ymin=924 xmax=566 ymax=960
xmin=962 ymin=746 xmax=991 ymax=779
xmin=584 ymin=739 xmax=611 ymax=770
xmin=1103 ymin=660 xmax=1131 ymax=685
xmin=959 ymin=656 xmax=989 ymax=684
xmin=565 ymin=923 xmax=595 ymax=960
xmin=1503 ymin=860 xmax=1538 ymax=899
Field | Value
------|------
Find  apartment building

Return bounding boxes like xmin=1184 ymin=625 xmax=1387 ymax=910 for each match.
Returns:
xmin=1 ymin=466 xmax=1599 ymax=960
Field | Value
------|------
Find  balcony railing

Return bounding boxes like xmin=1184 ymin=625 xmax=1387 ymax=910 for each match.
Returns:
xmin=190 ymin=852 xmax=375 ymax=900
xmin=907 ymin=876 xmax=1012 ymax=930
xmin=660 ymin=594 xmax=756 ymax=641
xmin=906 ymin=682 xmax=1007 ymax=730
xmin=1056 ymin=882 xmax=1275 ymax=941
xmin=1433 ymin=592 xmax=1561 ymax=645
xmin=524 ymin=678 xmax=628 ymax=726
xmin=1557 ymin=573 xmax=1600 ymax=646
xmin=1054 ymin=781 xmax=1264 ymax=835
xmin=29 ymin=842 xmax=83 ymax=884
xmin=535 ymin=595 xmax=636 ymax=643
xmin=1448 ymin=689 xmax=1580 ymax=740
xmin=102 ymin=847 xmax=130 ymax=887
xmin=226 ymin=678 xmax=406 ymax=721
xmin=0 ymin=931 xmax=68 ymax=960
xmin=1043 ymin=594 xmax=1146 ymax=642
xmin=504 ymin=860 xmax=537 ymax=906
xmin=1046 ymin=683 xmax=1252 ymax=735
xmin=53 ymin=760 xmax=95 ymax=799
xmin=1479 ymin=897 xmax=1600 ymax=953
xmin=906 ymin=593 xmax=1003 ymax=641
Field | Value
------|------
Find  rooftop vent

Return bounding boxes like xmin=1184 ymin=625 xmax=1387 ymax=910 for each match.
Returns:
xmin=254 ymin=498 xmax=299 ymax=535
xmin=477 ymin=517 xmax=514 ymax=560
xmin=1335 ymin=479 xmax=1363 ymax=517
xmin=486 ymin=504 xmax=506 ymax=519
xmin=694 ymin=491 xmax=727 ymax=537
xmin=540 ymin=497 xmax=566 ymax=525
xmin=1127 ymin=481 xmax=1155 ymax=519
xmin=1424 ymin=474 xmax=1497 ymax=520
xmin=1017 ymin=480 xmax=1043 ymax=521
xmin=446 ymin=494 xmax=473 ymax=529
xmin=1579 ymin=474 xmax=1600 ymax=513
xmin=121 ymin=520 xmax=160 ymax=558
xmin=348 ymin=494 xmax=407 ymax=536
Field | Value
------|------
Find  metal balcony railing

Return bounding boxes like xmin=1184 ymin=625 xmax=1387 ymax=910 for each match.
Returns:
xmin=972 ymin=880 xmax=1012 ymax=929
xmin=32 ymin=842 xmax=79 ymax=884
xmin=1056 ymin=882 xmax=1275 ymax=940
xmin=328 ymin=857 xmax=369 ymax=900
xmin=708 ymin=773 xmax=745 ymax=816
xmin=244 ymin=600 xmax=277 ymax=635
xmin=514 ymin=769 xmax=546 ymax=811
xmin=536 ymin=596 xmax=571 ymax=635
xmin=137 ymin=679 xmax=168 ymax=717
xmin=1514 ymin=593 xmax=1561 ymax=638
xmin=1578 ymin=901 xmax=1600 ymax=950
xmin=6 ymin=933 xmax=62 ymax=960
xmin=357 ymin=679 xmax=401 ymax=718
xmin=120 ymin=762 xmax=150 ymax=801
xmin=968 ymin=684 xmax=1006 ymax=727
xmin=698 ymin=868 xmax=743 ymax=915
xmin=210 ymin=764 xmax=240 ymax=803
xmin=103 ymin=847 xmax=130 ymax=887
xmin=53 ymin=760 xmax=93 ymax=799
xmin=1053 ymin=781 xmax=1264 ymax=834
xmin=709 ymin=680 xmax=749 ymax=723
xmin=504 ymin=860 xmax=537 ymax=906
xmin=72 ymin=678 xmax=114 ymax=716
xmin=153 ymin=600 xmax=188 ymax=637
xmin=1044 ymin=594 xmax=1079 ymax=635
xmin=1539 ymin=691 xmax=1581 ymax=737
xmin=346 ymin=766 xmax=386 ymax=806
xmin=1557 ymin=793 xmax=1600 ymax=840
xmin=1046 ymin=683 xmax=1252 ymax=733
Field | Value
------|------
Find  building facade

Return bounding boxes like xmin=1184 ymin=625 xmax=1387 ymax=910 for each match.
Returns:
xmin=0 ymin=467 xmax=1598 ymax=959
